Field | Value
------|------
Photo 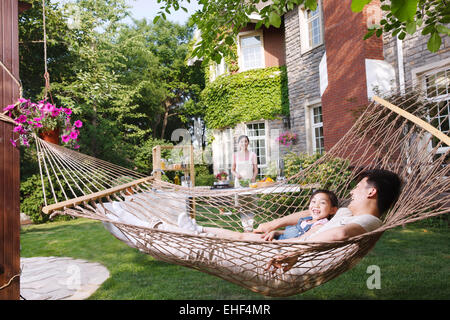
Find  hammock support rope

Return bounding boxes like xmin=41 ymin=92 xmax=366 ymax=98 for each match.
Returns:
xmin=6 ymin=88 xmax=448 ymax=297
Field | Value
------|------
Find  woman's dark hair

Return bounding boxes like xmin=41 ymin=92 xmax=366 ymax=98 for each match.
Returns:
xmin=358 ymin=169 xmax=402 ymax=214
xmin=310 ymin=189 xmax=339 ymax=208
xmin=238 ymin=135 xmax=249 ymax=143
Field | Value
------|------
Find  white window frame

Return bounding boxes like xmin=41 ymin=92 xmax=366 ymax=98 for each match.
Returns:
xmin=412 ymin=59 xmax=450 ymax=155
xmin=237 ymin=31 xmax=265 ymax=72
xmin=210 ymin=58 xmax=228 ymax=82
xmin=298 ymin=0 xmax=324 ymax=54
xmin=311 ymin=105 xmax=325 ymax=154
xmin=245 ymin=121 xmax=268 ymax=178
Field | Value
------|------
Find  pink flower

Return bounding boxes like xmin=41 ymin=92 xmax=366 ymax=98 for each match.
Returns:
xmin=61 ymin=135 xmax=71 ymax=143
xmin=10 ymin=139 xmax=17 ymax=147
xmin=16 ymin=115 xmax=27 ymax=123
xmin=69 ymin=130 xmax=79 ymax=140
xmin=74 ymin=120 xmax=83 ymax=128
xmin=3 ymin=104 xmax=15 ymax=112
xmin=22 ymin=137 xmax=30 ymax=147
xmin=63 ymin=108 xmax=72 ymax=116
xmin=18 ymin=98 xmax=28 ymax=103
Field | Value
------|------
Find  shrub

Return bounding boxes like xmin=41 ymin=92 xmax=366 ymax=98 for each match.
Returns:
xmin=20 ymin=174 xmax=71 ymax=224
xmin=195 ymin=164 xmax=215 ymax=186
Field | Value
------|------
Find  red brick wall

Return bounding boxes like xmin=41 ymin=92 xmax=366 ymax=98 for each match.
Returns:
xmin=321 ymin=0 xmax=383 ymax=151
xmin=263 ymin=25 xmax=286 ymax=67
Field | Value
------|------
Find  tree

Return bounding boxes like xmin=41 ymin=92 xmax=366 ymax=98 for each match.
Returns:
xmin=155 ymin=0 xmax=449 ymax=63
xmin=19 ymin=0 xmax=205 ymax=169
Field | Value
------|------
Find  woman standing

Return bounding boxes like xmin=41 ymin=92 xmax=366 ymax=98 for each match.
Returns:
xmin=231 ymin=135 xmax=258 ymax=231
xmin=231 ymin=135 xmax=258 ymax=187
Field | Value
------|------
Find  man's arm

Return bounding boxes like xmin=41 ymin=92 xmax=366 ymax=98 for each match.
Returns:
xmin=265 ymin=223 xmax=368 ymax=273
xmin=307 ymin=223 xmax=367 ymax=242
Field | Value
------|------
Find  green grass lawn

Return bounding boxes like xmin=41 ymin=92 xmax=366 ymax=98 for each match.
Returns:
xmin=20 ymin=218 xmax=449 ymax=300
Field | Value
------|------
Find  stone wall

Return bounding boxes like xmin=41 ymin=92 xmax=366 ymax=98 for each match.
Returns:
xmin=284 ymin=7 xmax=325 ymax=154
xmin=384 ymin=27 xmax=450 ymax=89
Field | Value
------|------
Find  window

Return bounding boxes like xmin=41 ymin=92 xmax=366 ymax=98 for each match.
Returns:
xmin=307 ymin=8 xmax=321 ymax=48
xmin=239 ymin=33 xmax=264 ymax=71
xmin=246 ymin=122 xmax=266 ymax=178
xmin=423 ymin=66 xmax=450 ymax=153
xmin=311 ymin=105 xmax=324 ymax=154
xmin=299 ymin=1 xmax=323 ymax=53
xmin=209 ymin=59 xmax=228 ymax=82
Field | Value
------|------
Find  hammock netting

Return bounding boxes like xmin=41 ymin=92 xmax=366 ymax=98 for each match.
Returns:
xmin=3 ymin=88 xmax=449 ymax=297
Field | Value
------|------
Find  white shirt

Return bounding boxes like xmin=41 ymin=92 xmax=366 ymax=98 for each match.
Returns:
xmin=306 ymin=207 xmax=382 ymax=240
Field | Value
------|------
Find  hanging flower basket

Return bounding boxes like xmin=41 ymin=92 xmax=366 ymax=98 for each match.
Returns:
xmin=276 ymin=131 xmax=297 ymax=147
xmin=3 ymin=98 xmax=82 ymax=148
xmin=39 ymin=127 xmax=60 ymax=145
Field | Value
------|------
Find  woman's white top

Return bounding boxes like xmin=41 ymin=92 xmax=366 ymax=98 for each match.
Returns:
xmin=233 ymin=151 xmax=257 ymax=185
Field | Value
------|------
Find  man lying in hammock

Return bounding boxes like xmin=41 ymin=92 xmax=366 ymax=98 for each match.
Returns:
xmin=178 ymin=189 xmax=340 ymax=242
xmin=176 ymin=169 xmax=401 ymax=271
xmin=264 ymin=169 xmax=402 ymax=273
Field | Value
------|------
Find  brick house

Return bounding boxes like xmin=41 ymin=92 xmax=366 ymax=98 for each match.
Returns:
xmin=285 ymin=0 xmax=449 ymax=157
xmin=206 ymin=0 xmax=450 ymax=177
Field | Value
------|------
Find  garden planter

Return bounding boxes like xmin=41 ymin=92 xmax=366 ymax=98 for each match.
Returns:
xmin=40 ymin=128 xmax=60 ymax=145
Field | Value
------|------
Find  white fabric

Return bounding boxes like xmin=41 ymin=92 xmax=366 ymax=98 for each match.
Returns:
xmin=98 ymin=199 xmax=369 ymax=294
xmin=307 ymin=207 xmax=382 ymax=240
xmin=234 ymin=151 xmax=257 ymax=184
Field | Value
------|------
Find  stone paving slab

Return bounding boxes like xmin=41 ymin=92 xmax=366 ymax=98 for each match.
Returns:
xmin=20 ymin=256 xmax=110 ymax=300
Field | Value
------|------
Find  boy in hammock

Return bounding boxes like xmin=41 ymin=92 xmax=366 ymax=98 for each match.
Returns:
xmin=177 ymin=189 xmax=339 ymax=242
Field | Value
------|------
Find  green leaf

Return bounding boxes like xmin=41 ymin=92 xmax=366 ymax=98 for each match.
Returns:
xmin=390 ymin=0 xmax=418 ymax=22
xmin=405 ymin=20 xmax=416 ymax=34
xmin=436 ymin=24 xmax=450 ymax=36
xmin=153 ymin=16 xmax=160 ymax=24
xmin=224 ymin=36 xmax=234 ymax=46
xmin=427 ymin=32 xmax=442 ymax=52
xmin=305 ymin=0 xmax=318 ymax=11
xmin=255 ymin=20 xmax=263 ymax=29
xmin=398 ymin=31 xmax=406 ymax=40
xmin=351 ymin=0 xmax=371 ymax=12
xmin=269 ymin=12 xmax=281 ymax=28
xmin=421 ymin=24 xmax=435 ymax=35
xmin=364 ymin=29 xmax=376 ymax=40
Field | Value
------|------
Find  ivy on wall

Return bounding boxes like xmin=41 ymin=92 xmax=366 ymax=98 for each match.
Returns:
xmin=201 ymin=66 xmax=290 ymax=129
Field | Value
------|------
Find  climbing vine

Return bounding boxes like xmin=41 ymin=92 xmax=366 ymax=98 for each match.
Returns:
xmin=201 ymin=66 xmax=289 ymax=129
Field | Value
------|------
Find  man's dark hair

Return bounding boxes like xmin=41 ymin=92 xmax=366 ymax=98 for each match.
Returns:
xmin=358 ymin=169 xmax=402 ymax=214
xmin=311 ymin=189 xmax=339 ymax=208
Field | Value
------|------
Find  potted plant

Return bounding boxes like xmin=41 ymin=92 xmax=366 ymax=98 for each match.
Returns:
xmin=215 ymin=171 xmax=228 ymax=181
xmin=3 ymin=98 xmax=82 ymax=148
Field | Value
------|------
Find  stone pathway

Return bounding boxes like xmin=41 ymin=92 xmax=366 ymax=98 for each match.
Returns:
xmin=20 ymin=256 xmax=110 ymax=300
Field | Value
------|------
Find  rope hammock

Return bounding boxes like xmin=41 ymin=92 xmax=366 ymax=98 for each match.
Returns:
xmin=4 ymin=87 xmax=449 ymax=297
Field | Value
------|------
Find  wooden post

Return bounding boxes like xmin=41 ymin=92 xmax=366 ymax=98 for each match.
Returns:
xmin=152 ymin=145 xmax=162 ymax=180
xmin=0 ymin=0 xmax=23 ymax=300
